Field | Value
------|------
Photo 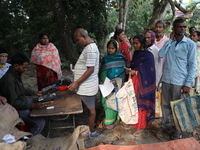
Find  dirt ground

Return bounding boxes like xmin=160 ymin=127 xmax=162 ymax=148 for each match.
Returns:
xmin=22 ymin=64 xmax=194 ymax=148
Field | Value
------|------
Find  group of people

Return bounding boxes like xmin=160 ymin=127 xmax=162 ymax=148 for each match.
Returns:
xmin=0 ymin=33 xmax=62 ymax=135
xmin=0 ymin=17 xmax=199 ymax=140
xmin=100 ymin=17 xmax=198 ymax=140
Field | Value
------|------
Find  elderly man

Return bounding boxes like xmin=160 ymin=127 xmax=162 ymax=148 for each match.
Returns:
xmin=158 ymin=18 xmax=196 ymax=139
xmin=69 ymin=28 xmax=100 ymax=137
xmin=154 ymin=20 xmax=169 ymax=49
xmin=145 ymin=30 xmax=161 ymax=87
xmin=0 ymin=48 xmax=11 ymax=78
xmin=0 ymin=53 xmax=46 ymax=135
xmin=153 ymin=20 xmax=169 ymax=87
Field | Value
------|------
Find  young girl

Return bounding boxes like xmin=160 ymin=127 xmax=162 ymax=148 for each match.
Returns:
xmin=99 ymin=40 xmax=126 ymax=129
xmin=126 ymin=34 xmax=156 ymax=130
xmin=191 ymin=31 xmax=200 ymax=93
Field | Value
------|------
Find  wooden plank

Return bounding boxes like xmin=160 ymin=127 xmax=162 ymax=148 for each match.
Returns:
xmin=30 ymin=90 xmax=83 ymax=117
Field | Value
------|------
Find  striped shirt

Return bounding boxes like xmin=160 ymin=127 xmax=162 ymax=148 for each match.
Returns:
xmin=74 ymin=43 xmax=99 ymax=96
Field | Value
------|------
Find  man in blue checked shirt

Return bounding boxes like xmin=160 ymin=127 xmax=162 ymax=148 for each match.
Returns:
xmin=158 ymin=18 xmax=196 ymax=140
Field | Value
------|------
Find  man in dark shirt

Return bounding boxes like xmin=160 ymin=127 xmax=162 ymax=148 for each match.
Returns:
xmin=0 ymin=53 xmax=45 ymax=135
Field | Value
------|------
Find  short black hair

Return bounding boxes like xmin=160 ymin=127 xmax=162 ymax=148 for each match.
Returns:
xmin=39 ymin=33 xmax=49 ymax=39
xmin=173 ymin=18 xmax=186 ymax=28
xmin=155 ymin=20 xmax=166 ymax=28
xmin=195 ymin=30 xmax=200 ymax=37
xmin=11 ymin=53 xmax=29 ymax=66
xmin=0 ymin=47 xmax=7 ymax=54
xmin=133 ymin=34 xmax=146 ymax=49
xmin=114 ymin=29 xmax=124 ymax=39
xmin=189 ymin=27 xmax=196 ymax=31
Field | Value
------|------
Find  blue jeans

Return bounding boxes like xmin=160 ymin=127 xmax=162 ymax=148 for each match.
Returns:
xmin=18 ymin=99 xmax=45 ymax=135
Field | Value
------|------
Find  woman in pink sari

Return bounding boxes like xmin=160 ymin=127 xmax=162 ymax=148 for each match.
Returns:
xmin=30 ymin=33 xmax=62 ymax=90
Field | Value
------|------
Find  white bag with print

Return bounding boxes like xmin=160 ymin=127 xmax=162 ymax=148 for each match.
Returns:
xmin=116 ymin=78 xmax=138 ymax=124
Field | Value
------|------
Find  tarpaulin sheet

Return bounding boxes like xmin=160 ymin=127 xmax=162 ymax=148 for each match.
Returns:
xmin=86 ymin=137 xmax=200 ymax=150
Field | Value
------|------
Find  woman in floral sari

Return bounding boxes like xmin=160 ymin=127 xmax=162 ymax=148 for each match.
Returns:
xmin=127 ymin=34 xmax=156 ymax=129
xmin=30 ymin=33 xmax=62 ymax=90
xmin=100 ymin=40 xmax=126 ymax=129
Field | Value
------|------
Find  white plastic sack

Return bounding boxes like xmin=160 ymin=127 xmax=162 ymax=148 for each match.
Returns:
xmin=116 ymin=78 xmax=138 ymax=124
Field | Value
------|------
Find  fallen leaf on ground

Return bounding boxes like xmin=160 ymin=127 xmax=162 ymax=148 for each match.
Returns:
xmin=113 ymin=130 xmax=121 ymax=139
xmin=124 ymin=138 xmax=136 ymax=145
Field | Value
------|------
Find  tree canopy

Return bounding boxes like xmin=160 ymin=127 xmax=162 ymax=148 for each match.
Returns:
xmin=0 ymin=0 xmax=108 ymax=66
xmin=0 ymin=0 xmax=199 ymax=67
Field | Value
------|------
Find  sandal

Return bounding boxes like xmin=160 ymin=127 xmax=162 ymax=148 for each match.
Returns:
xmin=103 ymin=141 xmax=113 ymax=145
xmin=171 ymin=131 xmax=182 ymax=140
xmin=105 ymin=124 xmax=115 ymax=130
xmin=124 ymin=124 xmax=134 ymax=130
xmin=96 ymin=141 xmax=104 ymax=146
xmin=96 ymin=141 xmax=113 ymax=146
xmin=162 ymin=127 xmax=174 ymax=135
xmin=114 ymin=120 xmax=120 ymax=126
xmin=84 ymin=131 xmax=104 ymax=138
xmin=90 ymin=131 xmax=104 ymax=138
xmin=133 ymin=130 xmax=143 ymax=137
xmin=156 ymin=127 xmax=173 ymax=140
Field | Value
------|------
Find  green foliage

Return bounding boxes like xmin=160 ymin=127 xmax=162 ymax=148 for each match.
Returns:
xmin=106 ymin=0 xmax=153 ymax=38
xmin=0 ymin=0 xmax=108 ymax=61
xmin=1 ymin=0 xmax=198 ymax=61
xmin=106 ymin=1 xmax=119 ymax=33
xmin=62 ymin=0 xmax=108 ymax=45
xmin=0 ymin=0 xmax=28 ymax=55
xmin=125 ymin=0 xmax=153 ymax=37
xmin=187 ymin=1 xmax=200 ymax=30
xmin=59 ymin=52 xmax=71 ymax=69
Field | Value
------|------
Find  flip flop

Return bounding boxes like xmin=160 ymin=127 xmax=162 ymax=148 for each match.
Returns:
xmin=96 ymin=141 xmax=104 ymax=146
xmin=103 ymin=141 xmax=113 ymax=145
xmin=90 ymin=131 xmax=104 ymax=138
xmin=96 ymin=141 xmax=113 ymax=146
xmin=124 ymin=124 xmax=134 ymax=130
xmin=171 ymin=131 xmax=182 ymax=140
xmin=133 ymin=130 xmax=143 ymax=137
xmin=105 ymin=124 xmax=115 ymax=130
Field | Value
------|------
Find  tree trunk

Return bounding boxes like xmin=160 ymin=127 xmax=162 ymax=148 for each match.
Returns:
xmin=103 ymin=35 xmax=109 ymax=53
xmin=49 ymin=0 xmax=78 ymax=64
xmin=147 ymin=0 xmax=170 ymax=30
xmin=146 ymin=0 xmax=197 ymax=31
xmin=119 ymin=0 xmax=130 ymax=30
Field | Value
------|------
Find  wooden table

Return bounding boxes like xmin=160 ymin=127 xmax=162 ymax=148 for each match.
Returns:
xmin=31 ymin=90 xmax=83 ymax=116
xmin=30 ymin=90 xmax=83 ymax=137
